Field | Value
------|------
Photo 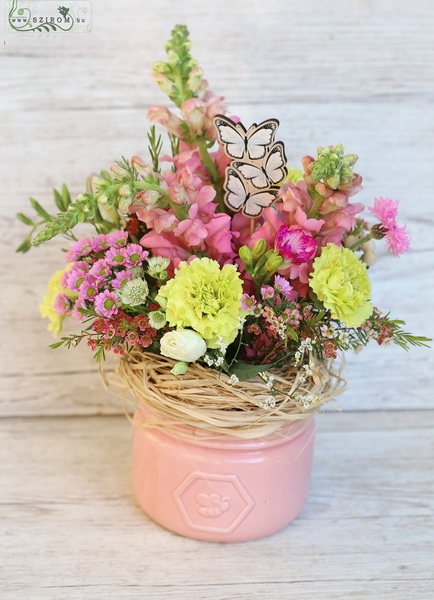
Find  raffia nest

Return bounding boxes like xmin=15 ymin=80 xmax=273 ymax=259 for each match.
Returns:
xmin=113 ymin=350 xmax=346 ymax=439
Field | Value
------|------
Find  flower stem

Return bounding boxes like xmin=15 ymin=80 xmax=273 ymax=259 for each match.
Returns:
xmin=307 ymin=189 xmax=324 ymax=219
xmin=348 ymin=233 xmax=373 ymax=251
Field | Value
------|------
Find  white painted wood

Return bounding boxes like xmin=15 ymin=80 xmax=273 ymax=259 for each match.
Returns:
xmin=0 ymin=412 xmax=433 ymax=599
xmin=1 ymin=0 xmax=433 ymax=416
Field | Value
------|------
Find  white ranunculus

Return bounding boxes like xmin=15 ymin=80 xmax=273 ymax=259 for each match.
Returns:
xmin=160 ymin=329 xmax=207 ymax=363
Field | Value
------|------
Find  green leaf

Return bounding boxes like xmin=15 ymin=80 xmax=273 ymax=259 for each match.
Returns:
xmin=49 ymin=341 xmax=64 ymax=349
xmin=228 ymin=362 xmax=270 ymax=382
xmin=16 ymin=238 xmax=32 ymax=253
xmin=29 ymin=198 xmax=53 ymax=222
xmin=16 ymin=212 xmax=34 ymax=226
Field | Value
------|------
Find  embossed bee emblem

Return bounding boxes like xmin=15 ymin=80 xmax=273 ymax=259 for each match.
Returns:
xmin=196 ymin=493 xmax=231 ymax=518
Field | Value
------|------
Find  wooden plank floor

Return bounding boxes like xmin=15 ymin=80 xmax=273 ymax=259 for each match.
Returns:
xmin=1 ymin=411 xmax=433 ymax=599
xmin=1 ymin=1 xmax=434 ymax=598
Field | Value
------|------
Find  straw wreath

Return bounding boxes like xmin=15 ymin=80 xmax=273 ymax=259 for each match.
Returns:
xmin=114 ymin=350 xmax=346 ymax=439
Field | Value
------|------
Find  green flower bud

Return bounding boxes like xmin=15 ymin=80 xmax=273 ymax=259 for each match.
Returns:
xmin=264 ymin=251 xmax=283 ymax=273
xmin=252 ymin=239 xmax=268 ymax=260
xmin=171 ymin=361 xmax=189 ymax=375
xmin=239 ymin=245 xmax=253 ymax=265
xmin=310 ymin=144 xmax=358 ymax=190
xmin=371 ymin=224 xmax=388 ymax=239
xmin=151 ymin=61 xmax=171 ymax=75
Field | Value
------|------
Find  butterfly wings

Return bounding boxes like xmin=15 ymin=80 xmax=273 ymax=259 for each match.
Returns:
xmin=214 ymin=114 xmax=286 ymax=218
xmin=214 ymin=115 xmax=279 ymax=160
xmin=233 ymin=142 xmax=287 ymax=189
xmin=224 ymin=168 xmax=278 ymax=217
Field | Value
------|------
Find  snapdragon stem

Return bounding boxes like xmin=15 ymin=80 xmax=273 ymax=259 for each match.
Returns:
xmin=195 ymin=138 xmax=226 ymax=212
xmin=307 ymin=193 xmax=323 ymax=219
xmin=348 ymin=233 xmax=373 ymax=251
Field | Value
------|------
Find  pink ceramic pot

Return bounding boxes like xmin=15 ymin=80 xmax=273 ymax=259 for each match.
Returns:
xmin=132 ymin=411 xmax=316 ymax=542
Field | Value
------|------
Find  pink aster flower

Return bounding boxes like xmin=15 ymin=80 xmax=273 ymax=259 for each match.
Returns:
xmin=274 ymin=275 xmax=293 ymax=300
xmin=107 ymin=230 xmax=128 ymax=248
xmin=124 ymin=244 xmax=149 ymax=268
xmin=78 ymin=275 xmax=100 ymax=301
xmin=241 ymin=294 xmax=257 ymax=310
xmin=275 ymin=226 xmax=317 ymax=266
xmin=90 ymin=259 xmax=110 ymax=279
xmin=71 ymin=297 xmax=87 ymax=321
xmin=368 ymin=197 xmax=411 ymax=256
xmin=91 ymin=234 xmax=110 ymax=253
xmin=66 ymin=269 xmax=87 ymax=291
xmin=111 ymin=270 xmax=132 ymax=289
xmin=65 ymin=237 xmax=93 ymax=261
xmin=94 ymin=290 xmax=119 ymax=317
xmin=105 ymin=247 xmax=127 ymax=266
xmin=54 ymin=294 xmax=71 ymax=315
xmin=261 ymin=286 xmax=274 ymax=300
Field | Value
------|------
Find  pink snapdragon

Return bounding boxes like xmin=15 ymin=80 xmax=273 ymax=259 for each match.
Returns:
xmin=368 ymin=197 xmax=411 ymax=256
xmin=147 ymin=106 xmax=184 ymax=138
xmin=181 ymin=95 xmax=227 ymax=140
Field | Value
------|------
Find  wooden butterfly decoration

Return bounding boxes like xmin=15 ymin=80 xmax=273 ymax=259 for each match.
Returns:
xmin=213 ymin=115 xmax=287 ymax=218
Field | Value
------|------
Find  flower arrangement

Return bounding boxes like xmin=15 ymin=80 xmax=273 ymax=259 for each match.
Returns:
xmin=18 ymin=25 xmax=429 ymax=430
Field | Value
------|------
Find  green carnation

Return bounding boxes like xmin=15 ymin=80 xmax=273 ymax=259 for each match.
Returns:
xmin=309 ymin=244 xmax=373 ymax=327
xmin=157 ymin=257 xmax=243 ymax=348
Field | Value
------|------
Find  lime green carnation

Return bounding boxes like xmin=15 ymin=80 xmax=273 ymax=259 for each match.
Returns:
xmin=157 ymin=257 xmax=243 ymax=348
xmin=309 ymin=244 xmax=373 ymax=327
xmin=39 ymin=264 xmax=77 ymax=337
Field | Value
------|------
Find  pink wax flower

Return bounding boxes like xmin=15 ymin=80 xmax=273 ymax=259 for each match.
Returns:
xmin=368 ymin=197 xmax=411 ymax=257
xmin=275 ymin=226 xmax=317 ymax=266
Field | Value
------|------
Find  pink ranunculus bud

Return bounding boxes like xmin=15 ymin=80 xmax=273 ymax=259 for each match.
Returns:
xmin=275 ymin=226 xmax=317 ymax=266
xmin=147 ymin=106 xmax=184 ymax=138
